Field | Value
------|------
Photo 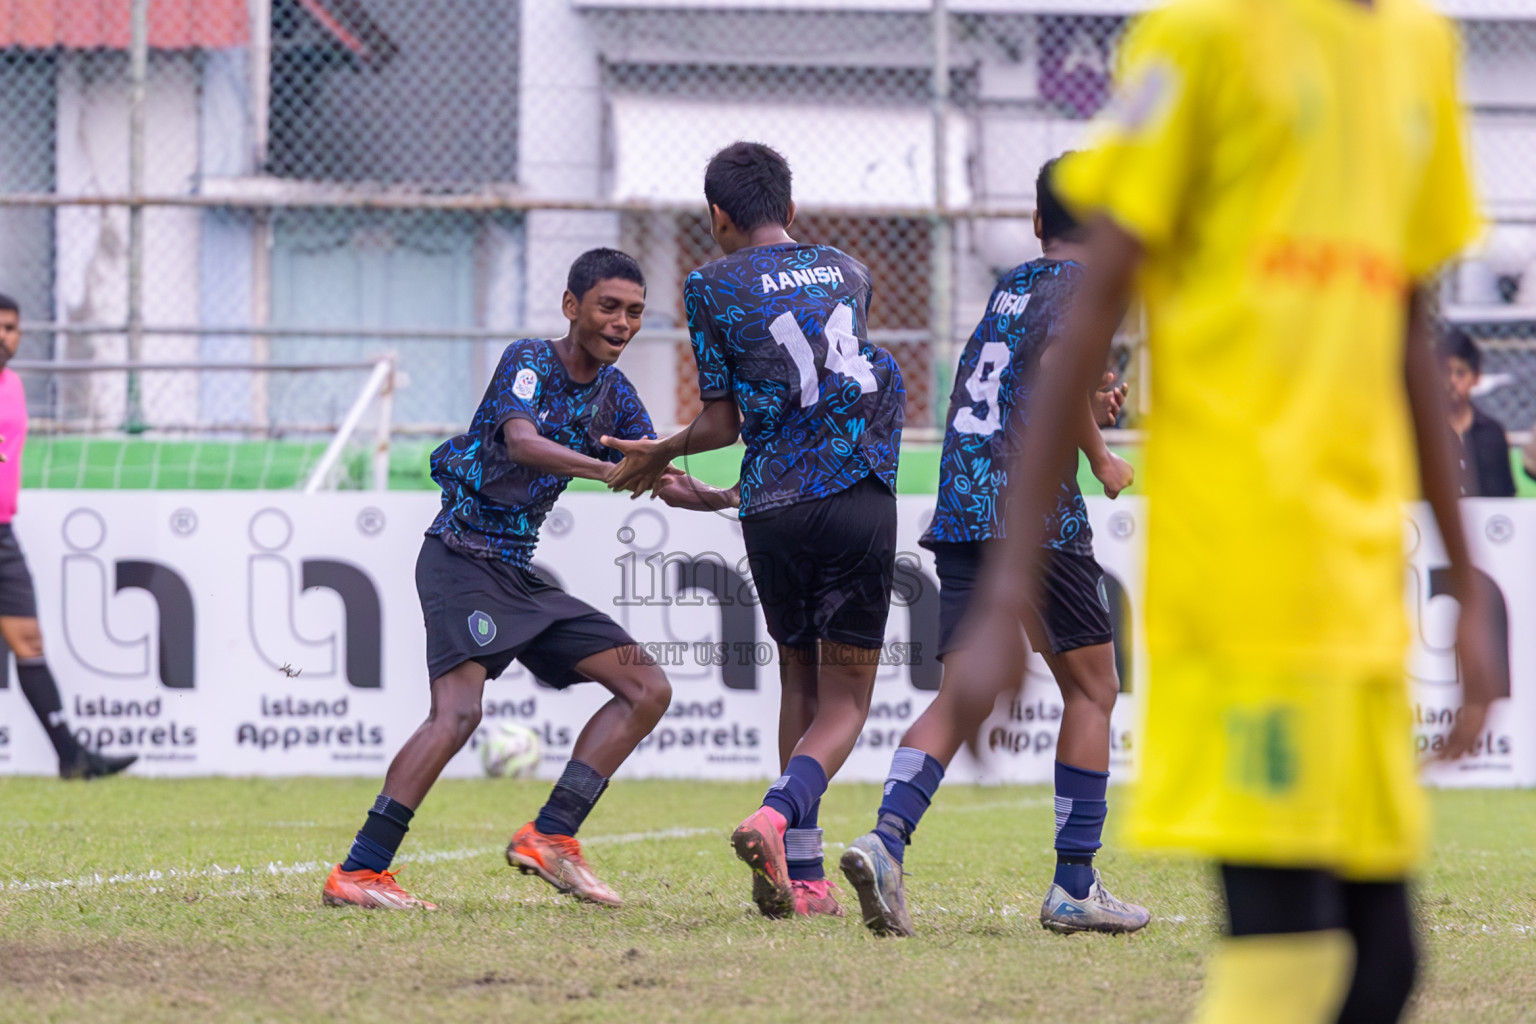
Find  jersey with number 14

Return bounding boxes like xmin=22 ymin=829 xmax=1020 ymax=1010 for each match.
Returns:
xmin=686 ymin=243 xmax=904 ymax=516
xmin=921 ymin=258 xmax=1091 ymax=555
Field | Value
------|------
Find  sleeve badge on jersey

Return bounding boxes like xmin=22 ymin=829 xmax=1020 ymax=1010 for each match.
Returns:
xmin=1104 ymin=59 xmax=1176 ymax=135
xmin=512 ymin=368 xmax=539 ymax=401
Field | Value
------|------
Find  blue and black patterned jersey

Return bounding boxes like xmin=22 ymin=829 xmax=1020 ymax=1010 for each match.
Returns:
xmin=920 ymin=258 xmax=1092 ymax=555
xmin=686 ymin=243 xmax=904 ymax=516
xmin=427 ymin=339 xmax=655 ymax=566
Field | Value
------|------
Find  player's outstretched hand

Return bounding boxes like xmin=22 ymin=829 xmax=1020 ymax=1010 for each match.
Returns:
xmin=1094 ymin=373 xmax=1126 ymax=427
xmin=1091 ymin=450 xmax=1134 ymax=499
xmin=650 ymin=466 xmax=694 ymax=507
xmin=651 ymin=467 xmax=740 ymax=512
xmin=1436 ymin=587 xmax=1503 ymax=762
xmin=601 ymin=435 xmax=671 ymax=498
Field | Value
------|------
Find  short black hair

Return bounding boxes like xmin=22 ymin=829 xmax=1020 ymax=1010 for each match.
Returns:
xmin=704 ymin=142 xmax=793 ymax=232
xmin=1438 ymin=327 xmax=1482 ymax=375
xmin=0 ymin=293 xmax=18 ymax=315
xmin=567 ymin=248 xmax=645 ymax=302
xmin=1036 ymin=155 xmax=1084 ymax=244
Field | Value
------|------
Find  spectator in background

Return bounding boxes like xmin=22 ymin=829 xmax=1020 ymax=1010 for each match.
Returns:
xmin=1441 ymin=329 xmax=1516 ymax=497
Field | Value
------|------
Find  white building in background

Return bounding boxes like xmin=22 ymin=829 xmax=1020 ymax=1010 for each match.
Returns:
xmin=538 ymin=0 xmax=1536 ymax=429
xmin=2 ymin=0 xmax=1533 ymax=434
xmin=0 ymin=4 xmax=249 ymax=425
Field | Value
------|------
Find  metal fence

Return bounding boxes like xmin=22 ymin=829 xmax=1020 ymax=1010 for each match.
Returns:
xmin=2 ymin=0 xmax=1535 ymax=485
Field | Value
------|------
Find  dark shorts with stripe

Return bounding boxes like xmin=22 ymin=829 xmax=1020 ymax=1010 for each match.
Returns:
xmin=416 ymin=535 xmax=635 ymax=688
xmin=740 ymin=474 xmax=897 ymax=650
xmin=0 ymin=524 xmax=38 ymax=618
xmin=932 ymin=540 xmax=1113 ymax=658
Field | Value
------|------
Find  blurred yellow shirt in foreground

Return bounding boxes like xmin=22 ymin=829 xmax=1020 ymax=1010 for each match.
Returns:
xmin=1059 ymin=0 xmax=1480 ymax=678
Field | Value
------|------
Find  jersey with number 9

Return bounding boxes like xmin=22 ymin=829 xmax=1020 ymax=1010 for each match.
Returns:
xmin=686 ymin=242 xmax=904 ymax=516
xmin=921 ymin=257 xmax=1092 ymax=555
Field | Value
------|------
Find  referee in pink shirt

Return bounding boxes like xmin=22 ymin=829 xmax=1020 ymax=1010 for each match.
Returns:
xmin=0 ymin=293 xmax=134 ymax=779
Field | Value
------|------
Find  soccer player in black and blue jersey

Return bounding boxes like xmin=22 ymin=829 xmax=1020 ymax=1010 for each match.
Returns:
xmin=323 ymin=249 xmax=673 ymax=911
xmin=838 ymin=156 xmax=1151 ymax=937
xmin=607 ymin=142 xmax=904 ymax=919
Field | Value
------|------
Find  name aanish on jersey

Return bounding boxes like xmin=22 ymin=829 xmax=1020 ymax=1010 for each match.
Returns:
xmin=759 ymin=265 xmax=845 ymax=293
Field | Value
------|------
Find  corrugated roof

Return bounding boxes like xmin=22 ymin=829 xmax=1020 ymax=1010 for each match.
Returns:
xmin=0 ymin=0 xmax=248 ymax=49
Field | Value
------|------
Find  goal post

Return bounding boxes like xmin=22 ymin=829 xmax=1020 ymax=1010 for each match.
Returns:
xmin=301 ymin=355 xmax=395 ymax=494
xmin=13 ymin=357 xmax=398 ymax=492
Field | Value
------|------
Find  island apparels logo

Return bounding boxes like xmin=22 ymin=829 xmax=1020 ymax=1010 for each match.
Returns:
xmin=610 ymin=507 xmax=942 ymax=692
xmin=247 ymin=508 xmax=382 ymax=689
xmin=239 ymin=508 xmax=387 ymax=759
xmin=57 ymin=508 xmax=197 ymax=756
xmin=605 ymin=507 xmax=944 ymax=764
xmin=60 ymin=508 xmax=194 ymax=688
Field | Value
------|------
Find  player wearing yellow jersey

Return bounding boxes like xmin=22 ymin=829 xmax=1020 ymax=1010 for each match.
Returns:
xmin=947 ymin=0 xmax=1503 ymax=1021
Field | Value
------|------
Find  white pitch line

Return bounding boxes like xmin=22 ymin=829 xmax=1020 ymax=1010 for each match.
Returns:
xmin=936 ymin=796 xmax=1054 ymax=814
xmin=1 ymin=802 xmax=1051 ymax=895
xmin=3 ymin=825 xmax=721 ymax=894
xmin=584 ymin=825 xmax=718 ymax=846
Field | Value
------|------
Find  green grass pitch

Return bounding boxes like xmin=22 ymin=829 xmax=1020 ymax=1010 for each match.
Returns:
xmin=0 ymin=779 xmax=1531 ymax=1023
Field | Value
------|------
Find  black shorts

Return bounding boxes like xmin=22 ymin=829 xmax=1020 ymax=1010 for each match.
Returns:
xmin=416 ymin=535 xmax=636 ymax=688
xmin=740 ymin=474 xmax=897 ymax=650
xmin=932 ymin=540 xmax=1113 ymax=658
xmin=0 ymin=524 xmax=38 ymax=619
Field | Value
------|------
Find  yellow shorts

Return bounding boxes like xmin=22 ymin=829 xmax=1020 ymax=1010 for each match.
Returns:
xmin=1125 ymin=659 xmax=1427 ymax=879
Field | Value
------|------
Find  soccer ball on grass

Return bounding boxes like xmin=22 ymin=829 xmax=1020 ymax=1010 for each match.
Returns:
xmin=479 ymin=721 xmax=542 ymax=778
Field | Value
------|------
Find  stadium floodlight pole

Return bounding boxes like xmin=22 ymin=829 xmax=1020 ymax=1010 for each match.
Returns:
xmin=123 ymin=0 xmax=149 ymax=435
xmin=929 ymin=0 xmax=956 ymax=420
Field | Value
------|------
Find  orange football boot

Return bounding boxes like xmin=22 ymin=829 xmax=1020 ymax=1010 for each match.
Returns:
xmin=732 ymin=805 xmax=793 ymax=918
xmin=322 ymin=865 xmax=438 ymax=910
xmin=506 ymin=822 xmax=622 ymax=907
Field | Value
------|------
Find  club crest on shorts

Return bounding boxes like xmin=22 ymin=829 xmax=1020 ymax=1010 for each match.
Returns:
xmin=468 ymin=610 xmax=497 ymax=647
xmin=512 ymin=368 xmax=539 ymax=401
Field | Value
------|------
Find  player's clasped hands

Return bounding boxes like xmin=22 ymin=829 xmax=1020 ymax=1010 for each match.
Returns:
xmin=649 ymin=466 xmax=701 ymax=508
xmin=600 ymin=434 xmax=671 ymax=498
xmin=1094 ymin=371 xmax=1126 ymax=427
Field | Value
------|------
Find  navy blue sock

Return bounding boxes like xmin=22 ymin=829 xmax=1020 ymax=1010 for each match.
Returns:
xmin=761 ymin=754 xmax=827 ymax=829
xmin=785 ymin=799 xmax=824 ymax=882
xmin=1052 ymin=760 xmax=1109 ymax=899
xmin=533 ymin=759 xmax=609 ymax=837
xmin=873 ymin=747 xmax=945 ymax=863
xmin=341 ymin=794 xmax=415 ymax=873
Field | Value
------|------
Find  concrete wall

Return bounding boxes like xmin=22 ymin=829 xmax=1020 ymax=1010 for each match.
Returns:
xmin=515 ymin=1 xmax=639 ymax=409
